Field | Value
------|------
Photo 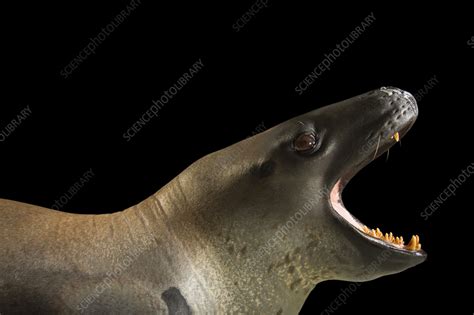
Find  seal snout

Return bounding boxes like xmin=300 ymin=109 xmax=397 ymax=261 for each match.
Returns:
xmin=362 ymin=87 xmax=419 ymax=143
xmin=379 ymin=86 xmax=418 ymax=118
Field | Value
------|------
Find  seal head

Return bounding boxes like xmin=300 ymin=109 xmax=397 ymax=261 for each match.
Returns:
xmin=187 ymin=87 xmax=425 ymax=282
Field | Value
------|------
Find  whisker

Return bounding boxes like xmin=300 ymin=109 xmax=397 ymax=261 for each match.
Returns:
xmin=372 ymin=135 xmax=381 ymax=161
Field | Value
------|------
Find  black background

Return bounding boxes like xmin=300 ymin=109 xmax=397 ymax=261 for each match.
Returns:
xmin=1 ymin=2 xmax=472 ymax=314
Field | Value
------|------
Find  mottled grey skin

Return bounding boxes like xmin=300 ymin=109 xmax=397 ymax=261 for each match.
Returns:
xmin=0 ymin=87 xmax=426 ymax=314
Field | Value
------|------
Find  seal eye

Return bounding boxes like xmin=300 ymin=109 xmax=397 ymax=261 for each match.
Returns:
xmin=294 ymin=132 xmax=319 ymax=153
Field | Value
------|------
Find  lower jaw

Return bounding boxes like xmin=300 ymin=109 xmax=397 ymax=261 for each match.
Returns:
xmin=329 ymin=179 xmax=423 ymax=253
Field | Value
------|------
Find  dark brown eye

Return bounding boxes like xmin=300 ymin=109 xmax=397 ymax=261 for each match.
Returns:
xmin=294 ymin=132 xmax=319 ymax=153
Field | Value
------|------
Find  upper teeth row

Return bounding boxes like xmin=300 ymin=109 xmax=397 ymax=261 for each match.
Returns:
xmin=362 ymin=226 xmax=421 ymax=251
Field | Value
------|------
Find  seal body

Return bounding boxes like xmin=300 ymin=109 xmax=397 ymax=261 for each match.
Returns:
xmin=0 ymin=87 xmax=426 ymax=314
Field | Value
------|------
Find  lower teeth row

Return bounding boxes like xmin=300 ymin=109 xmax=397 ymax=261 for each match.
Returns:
xmin=362 ymin=226 xmax=421 ymax=251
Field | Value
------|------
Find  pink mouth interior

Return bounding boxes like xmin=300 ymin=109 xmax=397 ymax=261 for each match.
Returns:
xmin=329 ymin=179 xmax=364 ymax=229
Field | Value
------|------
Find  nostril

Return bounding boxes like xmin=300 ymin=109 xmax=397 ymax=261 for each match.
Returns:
xmin=379 ymin=87 xmax=395 ymax=96
xmin=380 ymin=86 xmax=404 ymax=96
xmin=381 ymin=86 xmax=402 ymax=91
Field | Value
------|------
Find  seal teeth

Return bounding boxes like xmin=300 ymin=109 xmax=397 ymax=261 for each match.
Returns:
xmin=406 ymin=235 xmax=417 ymax=250
xmin=375 ymin=228 xmax=383 ymax=238
xmin=406 ymin=235 xmax=422 ymax=251
xmin=392 ymin=132 xmax=400 ymax=142
xmin=384 ymin=232 xmax=394 ymax=243
xmin=360 ymin=226 xmax=421 ymax=251
xmin=363 ymin=225 xmax=370 ymax=234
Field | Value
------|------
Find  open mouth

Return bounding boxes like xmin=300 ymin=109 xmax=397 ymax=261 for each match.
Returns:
xmin=329 ymin=129 xmax=425 ymax=256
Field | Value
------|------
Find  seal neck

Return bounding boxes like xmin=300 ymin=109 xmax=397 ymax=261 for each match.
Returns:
xmin=122 ymin=175 xmax=322 ymax=313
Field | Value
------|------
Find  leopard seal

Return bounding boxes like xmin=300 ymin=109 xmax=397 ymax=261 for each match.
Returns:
xmin=0 ymin=87 xmax=426 ymax=314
